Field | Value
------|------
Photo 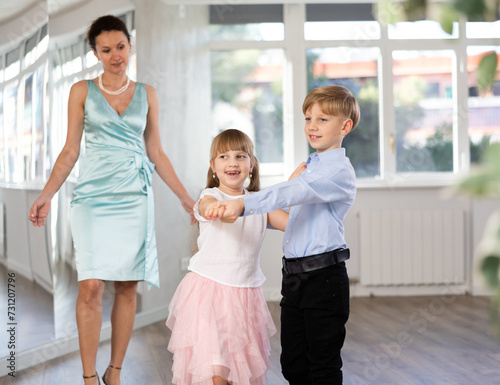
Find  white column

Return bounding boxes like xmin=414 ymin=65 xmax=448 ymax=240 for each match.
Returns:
xmin=135 ymin=1 xmax=211 ymax=309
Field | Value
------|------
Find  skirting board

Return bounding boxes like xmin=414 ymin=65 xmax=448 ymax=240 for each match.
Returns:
xmin=350 ymin=283 xmax=469 ymax=297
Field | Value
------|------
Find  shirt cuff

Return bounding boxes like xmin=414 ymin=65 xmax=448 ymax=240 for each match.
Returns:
xmin=243 ymin=194 xmax=259 ymax=216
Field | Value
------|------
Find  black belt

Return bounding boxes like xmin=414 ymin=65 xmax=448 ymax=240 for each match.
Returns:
xmin=282 ymin=249 xmax=350 ymax=275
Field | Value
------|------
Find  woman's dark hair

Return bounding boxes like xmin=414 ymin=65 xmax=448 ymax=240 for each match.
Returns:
xmin=87 ymin=15 xmax=130 ymax=51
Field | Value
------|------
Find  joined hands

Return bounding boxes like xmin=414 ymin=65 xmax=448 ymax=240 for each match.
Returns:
xmin=203 ymin=161 xmax=306 ymax=223
xmin=203 ymin=199 xmax=244 ymax=223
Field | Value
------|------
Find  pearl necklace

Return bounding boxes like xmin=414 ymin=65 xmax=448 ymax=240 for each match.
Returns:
xmin=98 ymin=74 xmax=130 ymax=95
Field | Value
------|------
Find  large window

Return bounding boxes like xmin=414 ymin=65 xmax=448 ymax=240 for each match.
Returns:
xmin=3 ymin=5 xmax=499 ymax=186
xmin=0 ymin=25 xmax=48 ymax=184
xmin=209 ymin=4 xmax=499 ymax=184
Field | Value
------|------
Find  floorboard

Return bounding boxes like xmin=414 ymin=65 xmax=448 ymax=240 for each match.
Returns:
xmin=3 ymin=295 xmax=500 ymax=385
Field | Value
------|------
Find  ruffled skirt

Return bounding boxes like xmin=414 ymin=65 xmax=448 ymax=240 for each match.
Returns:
xmin=166 ymin=273 xmax=276 ymax=385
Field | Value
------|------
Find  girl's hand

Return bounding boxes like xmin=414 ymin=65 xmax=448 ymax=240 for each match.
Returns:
xmin=181 ymin=196 xmax=197 ymax=224
xmin=289 ymin=162 xmax=307 ymax=180
xmin=203 ymin=200 xmax=226 ymax=220
xmin=215 ymin=199 xmax=244 ymax=223
xmin=29 ymin=196 xmax=51 ymax=227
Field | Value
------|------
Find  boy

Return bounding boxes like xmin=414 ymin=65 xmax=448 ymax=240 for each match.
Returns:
xmin=205 ymin=86 xmax=359 ymax=384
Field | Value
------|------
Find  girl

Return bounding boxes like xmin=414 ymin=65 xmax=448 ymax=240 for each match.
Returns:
xmin=166 ymin=129 xmax=289 ymax=385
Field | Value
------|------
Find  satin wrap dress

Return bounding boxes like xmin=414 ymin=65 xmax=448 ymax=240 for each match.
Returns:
xmin=70 ymin=80 xmax=159 ymax=288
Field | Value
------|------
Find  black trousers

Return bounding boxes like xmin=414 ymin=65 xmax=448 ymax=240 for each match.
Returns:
xmin=280 ymin=262 xmax=349 ymax=385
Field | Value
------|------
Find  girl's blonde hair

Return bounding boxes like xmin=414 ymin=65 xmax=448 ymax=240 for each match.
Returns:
xmin=206 ymin=129 xmax=260 ymax=192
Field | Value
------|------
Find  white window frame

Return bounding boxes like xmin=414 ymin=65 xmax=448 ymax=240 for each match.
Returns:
xmin=208 ymin=2 xmax=500 ymax=188
xmin=0 ymin=25 xmax=48 ymax=186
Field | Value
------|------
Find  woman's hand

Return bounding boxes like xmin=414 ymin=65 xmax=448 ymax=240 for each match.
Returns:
xmin=289 ymin=162 xmax=307 ymax=180
xmin=29 ymin=196 xmax=51 ymax=227
xmin=181 ymin=196 xmax=197 ymax=224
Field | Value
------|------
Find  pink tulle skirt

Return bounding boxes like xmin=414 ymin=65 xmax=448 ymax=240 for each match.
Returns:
xmin=166 ymin=273 xmax=276 ymax=385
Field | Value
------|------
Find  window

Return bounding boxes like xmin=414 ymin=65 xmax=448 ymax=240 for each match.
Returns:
xmin=466 ymin=21 xmax=500 ymax=39
xmin=33 ymin=64 xmax=47 ymax=180
xmin=61 ymin=43 xmax=83 ymax=77
xmin=4 ymin=81 xmax=19 ymax=183
xmin=0 ymin=24 xmax=49 ymax=183
xmin=23 ymin=73 xmax=34 ymax=181
xmin=210 ymin=4 xmax=284 ymax=41
xmin=305 ymin=21 xmax=380 ymax=41
xmin=209 ymin=4 xmax=285 ymax=176
xmin=388 ymin=20 xmax=458 ymax=39
xmin=3 ymin=6 xmax=498 ymax=186
xmin=393 ymin=50 xmax=455 ymax=173
xmin=307 ymin=47 xmax=381 ymax=178
xmin=467 ymin=46 xmax=500 ymax=164
xmin=305 ymin=4 xmax=381 ymax=179
xmin=305 ymin=3 xmax=380 ymax=40
xmin=23 ymin=32 xmax=39 ymax=69
xmin=211 ymin=49 xmax=284 ymax=167
xmin=207 ymin=3 xmax=499 ymax=183
xmin=5 ymin=47 xmax=21 ymax=81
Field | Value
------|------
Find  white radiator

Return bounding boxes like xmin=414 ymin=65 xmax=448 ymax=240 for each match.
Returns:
xmin=359 ymin=209 xmax=465 ymax=286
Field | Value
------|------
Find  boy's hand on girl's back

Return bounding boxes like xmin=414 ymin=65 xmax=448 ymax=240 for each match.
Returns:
xmin=289 ymin=162 xmax=307 ymax=180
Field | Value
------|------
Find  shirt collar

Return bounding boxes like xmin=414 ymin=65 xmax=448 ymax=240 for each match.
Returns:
xmin=307 ymin=147 xmax=346 ymax=164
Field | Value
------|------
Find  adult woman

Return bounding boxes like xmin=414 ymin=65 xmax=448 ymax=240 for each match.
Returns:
xmin=29 ymin=15 xmax=195 ymax=385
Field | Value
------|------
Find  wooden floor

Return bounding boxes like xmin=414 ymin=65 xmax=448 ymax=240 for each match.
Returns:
xmin=3 ymin=295 xmax=500 ymax=385
xmin=0 ymin=265 xmax=54 ymax=355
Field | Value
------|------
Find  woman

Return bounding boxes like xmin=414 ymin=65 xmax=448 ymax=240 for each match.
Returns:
xmin=29 ymin=15 xmax=195 ymax=385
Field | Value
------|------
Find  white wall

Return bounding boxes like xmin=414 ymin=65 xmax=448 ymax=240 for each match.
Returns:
xmin=134 ymin=1 xmax=211 ymax=311
xmin=260 ymin=185 xmax=496 ymax=300
xmin=0 ymin=187 xmax=53 ymax=292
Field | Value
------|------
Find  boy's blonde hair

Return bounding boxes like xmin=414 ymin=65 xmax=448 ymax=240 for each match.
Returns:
xmin=302 ymin=86 xmax=360 ymax=129
xmin=206 ymin=129 xmax=260 ymax=192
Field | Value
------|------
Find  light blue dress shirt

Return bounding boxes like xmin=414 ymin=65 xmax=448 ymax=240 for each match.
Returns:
xmin=243 ymin=148 xmax=356 ymax=259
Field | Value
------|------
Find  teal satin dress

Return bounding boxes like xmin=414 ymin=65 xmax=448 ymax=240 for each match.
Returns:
xmin=70 ymin=80 xmax=159 ymax=288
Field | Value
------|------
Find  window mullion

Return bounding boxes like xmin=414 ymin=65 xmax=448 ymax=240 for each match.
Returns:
xmin=379 ymin=24 xmax=396 ymax=178
xmin=454 ymin=17 xmax=470 ymax=174
xmin=283 ymin=3 xmax=308 ymax=175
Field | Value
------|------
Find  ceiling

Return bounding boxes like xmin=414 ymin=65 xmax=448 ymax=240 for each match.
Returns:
xmin=0 ymin=0 xmax=87 ymax=25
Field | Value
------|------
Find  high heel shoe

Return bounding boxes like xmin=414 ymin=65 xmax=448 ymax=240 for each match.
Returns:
xmin=83 ymin=371 xmax=101 ymax=385
xmin=102 ymin=364 xmax=121 ymax=385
